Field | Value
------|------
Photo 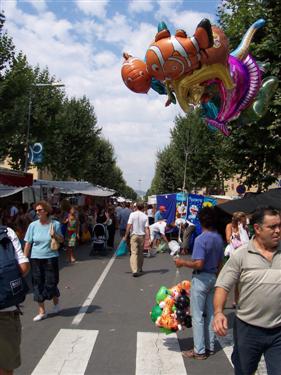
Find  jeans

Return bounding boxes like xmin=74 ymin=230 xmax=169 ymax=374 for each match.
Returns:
xmin=232 ymin=317 xmax=281 ymax=375
xmin=191 ymin=272 xmax=216 ymax=354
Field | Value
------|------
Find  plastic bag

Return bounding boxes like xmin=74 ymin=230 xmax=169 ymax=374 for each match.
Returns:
xmin=224 ymin=242 xmax=235 ymax=257
xmin=157 ymin=240 xmax=169 ymax=253
xmin=238 ymin=224 xmax=250 ymax=244
xmin=116 ymin=239 xmax=128 ymax=256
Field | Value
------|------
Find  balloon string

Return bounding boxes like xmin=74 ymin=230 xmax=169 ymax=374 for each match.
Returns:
xmin=173 ymin=267 xmax=181 ymax=284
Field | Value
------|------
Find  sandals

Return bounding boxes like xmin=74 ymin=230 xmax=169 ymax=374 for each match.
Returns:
xmin=182 ymin=349 xmax=208 ymax=360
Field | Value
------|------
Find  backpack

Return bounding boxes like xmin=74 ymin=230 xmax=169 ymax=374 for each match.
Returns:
xmin=0 ymin=226 xmax=28 ymax=309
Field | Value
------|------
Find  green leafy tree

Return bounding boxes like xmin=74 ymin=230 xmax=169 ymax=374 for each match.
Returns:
xmin=217 ymin=0 xmax=281 ymax=191
xmin=149 ymin=111 xmax=232 ymax=194
xmin=0 ymin=12 xmax=15 ymax=76
xmin=0 ymin=16 xmax=136 ymax=195
xmin=43 ymin=95 xmax=100 ymax=179
xmin=0 ymin=57 xmax=36 ymax=164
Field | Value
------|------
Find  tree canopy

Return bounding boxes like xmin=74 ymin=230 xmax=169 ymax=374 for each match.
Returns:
xmin=148 ymin=111 xmax=231 ymax=195
xmin=217 ymin=0 xmax=281 ymax=191
xmin=0 ymin=12 xmax=136 ymax=199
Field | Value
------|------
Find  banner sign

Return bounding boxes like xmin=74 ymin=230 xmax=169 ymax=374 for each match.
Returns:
xmin=187 ymin=193 xmax=204 ymax=235
xmin=176 ymin=192 xmax=187 ymax=219
xmin=28 ymin=143 xmax=43 ymax=164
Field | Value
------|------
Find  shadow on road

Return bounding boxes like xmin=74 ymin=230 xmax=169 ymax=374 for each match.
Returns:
xmin=45 ymin=304 xmax=102 ymax=319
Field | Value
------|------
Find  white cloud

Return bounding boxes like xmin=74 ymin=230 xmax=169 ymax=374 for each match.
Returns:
xmin=94 ymin=51 xmax=118 ymax=68
xmin=94 ymin=95 xmax=180 ymax=188
xmin=1 ymin=0 xmax=17 ymax=16
xmin=75 ymin=0 xmax=109 ymax=18
xmin=128 ymin=0 xmax=154 ymax=13
xmin=77 ymin=15 xmax=156 ymax=59
xmin=169 ymin=10 xmax=215 ymax=35
xmin=24 ymin=0 xmax=47 ymax=13
xmin=155 ymin=0 xmax=183 ymax=20
xmin=154 ymin=1 xmax=215 ymax=36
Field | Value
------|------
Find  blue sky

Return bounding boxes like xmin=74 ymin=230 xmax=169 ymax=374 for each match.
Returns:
xmin=1 ymin=0 xmax=220 ymax=191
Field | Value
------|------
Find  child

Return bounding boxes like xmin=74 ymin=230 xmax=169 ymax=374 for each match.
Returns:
xmin=65 ymin=207 xmax=80 ymax=263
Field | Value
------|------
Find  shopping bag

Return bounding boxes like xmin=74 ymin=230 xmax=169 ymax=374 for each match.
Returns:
xmin=115 ymin=239 xmax=128 ymax=256
xmin=157 ymin=240 xmax=169 ymax=253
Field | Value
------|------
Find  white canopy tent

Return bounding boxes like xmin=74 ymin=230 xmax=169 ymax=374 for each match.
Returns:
xmin=0 ymin=180 xmax=115 ymax=202
xmin=33 ymin=180 xmax=115 ymax=197
xmin=0 ymin=184 xmax=26 ymax=198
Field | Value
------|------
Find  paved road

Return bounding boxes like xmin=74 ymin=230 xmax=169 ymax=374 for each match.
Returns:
xmin=15 ymin=240 xmax=266 ymax=375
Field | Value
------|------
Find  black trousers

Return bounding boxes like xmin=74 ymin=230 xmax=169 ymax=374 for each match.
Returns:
xmin=31 ymin=258 xmax=60 ymax=303
xmin=232 ymin=317 xmax=281 ymax=375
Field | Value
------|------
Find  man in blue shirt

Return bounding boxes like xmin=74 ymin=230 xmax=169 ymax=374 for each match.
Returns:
xmin=154 ymin=205 xmax=166 ymax=222
xmin=118 ymin=202 xmax=132 ymax=237
xmin=175 ymin=207 xmax=224 ymax=360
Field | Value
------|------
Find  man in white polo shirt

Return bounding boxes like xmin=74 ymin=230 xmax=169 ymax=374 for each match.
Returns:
xmin=0 ymin=226 xmax=30 ymax=375
xmin=124 ymin=203 xmax=149 ymax=277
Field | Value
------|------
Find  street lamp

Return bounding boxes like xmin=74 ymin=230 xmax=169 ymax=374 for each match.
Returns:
xmin=138 ymin=179 xmax=144 ymax=199
xmin=24 ymin=82 xmax=64 ymax=172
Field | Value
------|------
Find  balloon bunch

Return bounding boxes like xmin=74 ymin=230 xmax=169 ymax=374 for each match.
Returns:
xmin=121 ymin=18 xmax=278 ymax=136
xmin=150 ymin=280 xmax=192 ymax=334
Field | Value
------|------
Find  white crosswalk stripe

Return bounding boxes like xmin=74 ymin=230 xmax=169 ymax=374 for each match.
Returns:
xmin=30 ymin=328 xmax=268 ymax=375
xmin=216 ymin=329 xmax=268 ymax=375
xmin=31 ymin=329 xmax=99 ymax=375
xmin=136 ymin=332 xmax=187 ymax=375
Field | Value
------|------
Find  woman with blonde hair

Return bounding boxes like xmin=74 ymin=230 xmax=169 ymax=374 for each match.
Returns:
xmin=225 ymin=211 xmax=249 ymax=308
xmin=24 ymin=201 xmax=63 ymax=322
xmin=225 ymin=211 xmax=249 ymax=254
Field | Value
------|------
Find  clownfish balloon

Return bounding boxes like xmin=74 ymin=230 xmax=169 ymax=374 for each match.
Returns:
xmin=121 ymin=52 xmax=151 ymax=94
xmin=121 ymin=17 xmax=278 ymax=136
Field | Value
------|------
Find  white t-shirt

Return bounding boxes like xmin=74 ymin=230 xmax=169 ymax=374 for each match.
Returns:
xmin=127 ymin=211 xmax=148 ymax=235
xmin=149 ymin=221 xmax=167 ymax=240
xmin=147 ymin=208 xmax=153 ymax=218
xmin=175 ymin=218 xmax=195 ymax=228
xmin=0 ymin=227 xmax=29 ymax=312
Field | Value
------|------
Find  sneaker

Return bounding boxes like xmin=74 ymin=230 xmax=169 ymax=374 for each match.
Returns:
xmin=132 ymin=272 xmax=140 ymax=277
xmin=52 ymin=304 xmax=61 ymax=314
xmin=33 ymin=313 xmax=48 ymax=322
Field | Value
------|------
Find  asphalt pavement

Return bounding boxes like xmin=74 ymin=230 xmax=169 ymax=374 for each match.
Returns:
xmin=15 ymin=238 xmax=265 ymax=375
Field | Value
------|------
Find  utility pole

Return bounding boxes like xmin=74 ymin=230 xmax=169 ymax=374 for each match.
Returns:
xmin=138 ymin=179 xmax=143 ymax=199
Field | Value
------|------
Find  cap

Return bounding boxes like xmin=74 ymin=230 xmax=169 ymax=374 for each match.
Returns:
xmin=159 ymin=205 xmax=166 ymax=212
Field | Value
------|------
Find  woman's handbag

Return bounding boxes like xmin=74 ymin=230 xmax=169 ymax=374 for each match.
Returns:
xmin=50 ymin=222 xmax=60 ymax=251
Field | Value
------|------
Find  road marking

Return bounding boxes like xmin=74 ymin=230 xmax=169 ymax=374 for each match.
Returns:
xmin=216 ymin=330 xmax=267 ymax=375
xmin=72 ymin=254 xmax=116 ymax=326
xmin=31 ymin=329 xmax=98 ymax=375
xmin=136 ymin=332 xmax=187 ymax=375
xmin=216 ymin=329 xmax=234 ymax=365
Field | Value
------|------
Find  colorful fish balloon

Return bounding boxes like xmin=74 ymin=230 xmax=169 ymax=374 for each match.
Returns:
xmin=121 ymin=18 xmax=278 ymax=136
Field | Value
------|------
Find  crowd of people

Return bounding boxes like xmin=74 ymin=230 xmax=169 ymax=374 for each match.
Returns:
xmin=0 ymin=197 xmax=280 ymax=375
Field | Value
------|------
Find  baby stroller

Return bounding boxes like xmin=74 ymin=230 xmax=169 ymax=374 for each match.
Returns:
xmin=90 ymin=224 xmax=108 ymax=255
